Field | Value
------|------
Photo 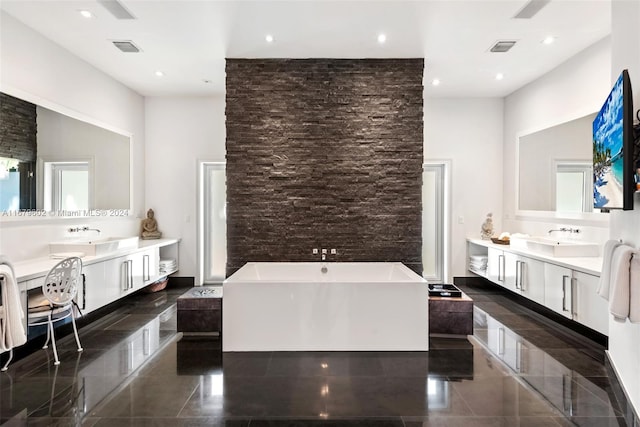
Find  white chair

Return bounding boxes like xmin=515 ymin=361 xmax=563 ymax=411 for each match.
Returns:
xmin=28 ymin=257 xmax=83 ymax=365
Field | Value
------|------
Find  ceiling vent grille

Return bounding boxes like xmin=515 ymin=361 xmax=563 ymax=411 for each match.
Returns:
xmin=489 ymin=40 xmax=517 ymax=53
xmin=98 ymin=0 xmax=136 ymax=20
xmin=112 ymin=40 xmax=141 ymax=53
xmin=513 ymin=0 xmax=550 ymax=19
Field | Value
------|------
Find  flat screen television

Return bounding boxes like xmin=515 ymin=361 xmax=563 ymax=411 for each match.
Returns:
xmin=593 ymin=69 xmax=635 ymax=211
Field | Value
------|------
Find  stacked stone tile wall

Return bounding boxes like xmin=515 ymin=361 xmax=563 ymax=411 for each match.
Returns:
xmin=0 ymin=93 xmax=37 ymax=161
xmin=225 ymin=59 xmax=424 ymax=276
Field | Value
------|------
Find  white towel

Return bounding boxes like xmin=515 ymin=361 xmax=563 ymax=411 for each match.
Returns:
xmin=597 ymin=239 xmax=623 ymax=300
xmin=609 ymin=245 xmax=635 ymax=322
xmin=629 ymin=252 xmax=640 ymax=323
xmin=0 ymin=264 xmax=26 ymax=352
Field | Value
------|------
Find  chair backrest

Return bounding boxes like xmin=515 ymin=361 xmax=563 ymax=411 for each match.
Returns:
xmin=43 ymin=257 xmax=82 ymax=306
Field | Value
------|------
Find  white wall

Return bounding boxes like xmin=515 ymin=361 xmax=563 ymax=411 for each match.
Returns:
xmin=0 ymin=12 xmax=144 ymax=261
xmin=502 ymin=36 xmax=611 ymax=242
xmin=605 ymin=0 xmax=640 ymax=417
xmin=144 ymin=97 xmax=225 ymax=282
xmin=424 ymin=98 xmax=504 ymax=280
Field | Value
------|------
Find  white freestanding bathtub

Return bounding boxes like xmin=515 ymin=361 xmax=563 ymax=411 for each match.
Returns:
xmin=222 ymin=262 xmax=429 ymax=352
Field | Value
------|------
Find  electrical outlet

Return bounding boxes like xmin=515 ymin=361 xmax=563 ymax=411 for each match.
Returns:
xmin=330 ymin=249 xmax=337 ymax=254
xmin=322 ymin=249 xmax=327 ymax=254
xmin=312 ymin=249 xmax=318 ymax=254
xmin=458 ymin=216 xmax=464 ymax=224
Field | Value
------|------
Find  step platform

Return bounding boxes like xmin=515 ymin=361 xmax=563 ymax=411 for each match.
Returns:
xmin=177 ymin=286 xmax=222 ymax=337
xmin=429 ymin=284 xmax=473 ymax=337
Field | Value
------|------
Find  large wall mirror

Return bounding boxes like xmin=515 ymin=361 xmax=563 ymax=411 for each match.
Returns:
xmin=517 ymin=112 xmax=597 ymax=215
xmin=0 ymin=92 xmax=131 ymax=216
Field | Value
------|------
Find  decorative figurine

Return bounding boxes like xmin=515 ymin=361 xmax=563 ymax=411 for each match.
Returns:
xmin=480 ymin=212 xmax=494 ymax=240
xmin=141 ymin=208 xmax=162 ymax=240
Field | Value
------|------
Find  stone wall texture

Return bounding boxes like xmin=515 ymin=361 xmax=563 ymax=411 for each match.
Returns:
xmin=0 ymin=93 xmax=37 ymax=161
xmin=225 ymin=59 xmax=424 ymax=276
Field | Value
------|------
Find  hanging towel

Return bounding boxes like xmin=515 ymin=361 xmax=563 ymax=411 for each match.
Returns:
xmin=0 ymin=262 xmax=26 ymax=352
xmin=608 ymin=245 xmax=635 ymax=322
xmin=597 ymin=239 xmax=623 ymax=300
xmin=629 ymin=252 xmax=640 ymax=323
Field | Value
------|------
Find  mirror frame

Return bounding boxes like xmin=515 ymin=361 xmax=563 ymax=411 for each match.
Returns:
xmin=0 ymin=86 xmax=134 ymax=222
xmin=514 ymin=110 xmax=609 ymax=226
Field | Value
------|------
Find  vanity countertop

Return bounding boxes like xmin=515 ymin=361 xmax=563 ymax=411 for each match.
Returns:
xmin=467 ymin=237 xmax=602 ymax=276
xmin=13 ymin=238 xmax=180 ymax=283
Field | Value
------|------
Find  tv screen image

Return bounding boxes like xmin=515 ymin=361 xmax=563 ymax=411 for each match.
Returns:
xmin=593 ymin=70 xmax=634 ymax=210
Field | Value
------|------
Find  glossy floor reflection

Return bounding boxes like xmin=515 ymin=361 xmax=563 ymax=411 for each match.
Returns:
xmin=0 ymin=283 xmax=627 ymax=426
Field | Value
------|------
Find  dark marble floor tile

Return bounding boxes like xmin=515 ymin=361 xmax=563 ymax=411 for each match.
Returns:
xmin=90 ymin=375 xmax=200 ymax=418
xmin=429 ymin=337 xmax=475 ymax=350
xmin=485 ymin=313 xmax=550 ymax=331
xmin=179 ymin=376 xmax=329 ymax=418
xmin=90 ymin=417 xmax=251 ymax=427
xmin=520 ymin=375 xmax=620 ymax=417
xmin=473 ymin=302 xmax=523 ymax=316
xmin=452 ymin=376 xmax=562 ymax=417
xmin=137 ymin=339 xmax=223 ymax=377
xmin=403 ymin=416 xmax=563 ymax=427
xmin=553 ymin=416 xmax=628 ymax=427
xmin=542 ymin=348 xmax=608 ymax=377
xmin=103 ymin=314 xmax=165 ymax=331
xmin=0 ymin=376 xmax=76 ymax=419
xmin=265 ymin=351 xmax=384 ymax=377
xmin=220 ymin=352 xmax=273 ymax=377
xmin=248 ymin=418 xmax=405 ymax=427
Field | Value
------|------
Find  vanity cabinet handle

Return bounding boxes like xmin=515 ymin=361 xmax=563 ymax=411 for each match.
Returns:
xmin=498 ymin=255 xmax=505 ymax=282
xmin=515 ymin=260 xmax=522 ymax=289
xmin=123 ymin=261 xmax=129 ymax=291
xmin=498 ymin=327 xmax=505 ymax=355
xmin=143 ymin=255 xmax=150 ymax=282
xmin=519 ymin=261 xmax=525 ymax=291
xmin=571 ymin=277 xmax=577 ymax=317
xmin=128 ymin=260 xmax=134 ymax=289
xmin=562 ymin=275 xmax=570 ymax=312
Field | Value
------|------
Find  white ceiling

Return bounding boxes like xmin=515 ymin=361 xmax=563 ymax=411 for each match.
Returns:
xmin=0 ymin=0 xmax=611 ymax=98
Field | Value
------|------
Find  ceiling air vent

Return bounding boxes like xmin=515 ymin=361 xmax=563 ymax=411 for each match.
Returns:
xmin=98 ymin=0 xmax=136 ymax=20
xmin=489 ymin=40 xmax=517 ymax=53
xmin=112 ymin=40 xmax=141 ymax=53
xmin=513 ymin=0 xmax=550 ymax=19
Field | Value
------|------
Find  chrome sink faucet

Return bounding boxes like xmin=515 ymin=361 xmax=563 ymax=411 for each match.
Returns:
xmin=548 ymin=227 xmax=581 ymax=235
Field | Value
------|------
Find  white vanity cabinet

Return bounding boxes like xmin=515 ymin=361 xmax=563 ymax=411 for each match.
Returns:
xmin=486 ymin=247 xmax=503 ymax=284
xmin=573 ymin=271 xmax=607 ymax=335
xmin=509 ymin=253 xmax=545 ymax=304
xmin=487 ymin=248 xmax=544 ymax=304
xmin=544 ymin=263 xmax=574 ymax=320
xmin=468 ymin=238 xmax=604 ymax=336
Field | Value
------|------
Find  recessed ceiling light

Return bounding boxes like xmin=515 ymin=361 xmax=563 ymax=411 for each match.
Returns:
xmin=265 ymin=34 xmax=274 ymax=43
xmin=495 ymin=73 xmax=504 ymax=81
xmin=377 ymin=33 xmax=387 ymax=44
xmin=155 ymin=71 xmax=164 ymax=77
xmin=542 ymin=36 xmax=556 ymax=45
xmin=431 ymin=79 xmax=441 ymax=86
xmin=79 ymin=10 xmax=93 ymax=18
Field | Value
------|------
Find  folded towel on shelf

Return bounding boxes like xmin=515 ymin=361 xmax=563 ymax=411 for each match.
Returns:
xmin=0 ymin=262 xmax=27 ymax=352
xmin=609 ymin=245 xmax=635 ymax=322
xmin=597 ymin=239 xmax=623 ymax=300
xmin=629 ymin=252 xmax=640 ymax=323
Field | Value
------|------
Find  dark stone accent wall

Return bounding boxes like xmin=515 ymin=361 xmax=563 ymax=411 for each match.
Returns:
xmin=225 ymin=59 xmax=424 ymax=276
xmin=0 ymin=93 xmax=37 ymax=161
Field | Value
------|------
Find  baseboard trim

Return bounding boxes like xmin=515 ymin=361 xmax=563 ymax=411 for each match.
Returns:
xmin=605 ymin=350 xmax=640 ymax=427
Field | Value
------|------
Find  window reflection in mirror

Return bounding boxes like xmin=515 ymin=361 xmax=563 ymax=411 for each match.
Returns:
xmin=518 ymin=112 xmax=596 ymax=213
xmin=0 ymin=157 xmax=21 ymax=210
xmin=43 ymin=161 xmax=90 ymax=211
xmin=555 ymin=162 xmax=592 ymax=213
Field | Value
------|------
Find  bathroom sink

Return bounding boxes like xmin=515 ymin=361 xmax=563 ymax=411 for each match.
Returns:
xmin=50 ymin=236 xmax=139 ymax=256
xmin=509 ymin=236 xmax=599 ymax=258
